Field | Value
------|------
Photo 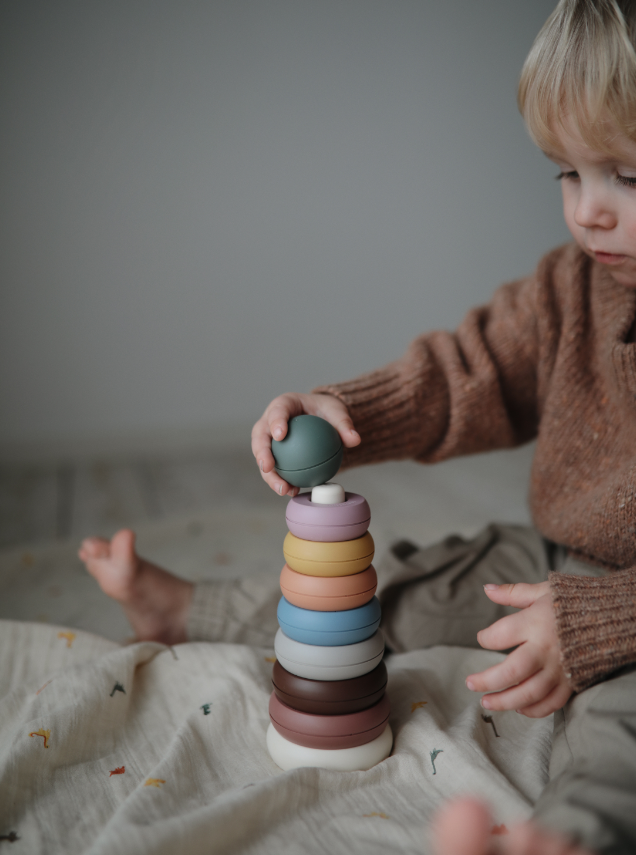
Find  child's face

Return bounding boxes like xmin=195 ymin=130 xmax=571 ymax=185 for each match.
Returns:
xmin=549 ymin=120 xmax=636 ymax=288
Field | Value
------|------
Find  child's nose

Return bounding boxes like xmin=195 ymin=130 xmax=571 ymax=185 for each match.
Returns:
xmin=573 ymin=189 xmax=617 ymax=230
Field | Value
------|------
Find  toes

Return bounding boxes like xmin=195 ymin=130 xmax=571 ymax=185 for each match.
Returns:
xmin=111 ymin=529 xmax=137 ymax=564
xmin=508 ymin=822 xmax=586 ymax=854
xmin=82 ymin=530 xmax=139 ymax=602
xmin=79 ymin=537 xmax=111 ymax=560
xmin=432 ymin=797 xmax=492 ymax=855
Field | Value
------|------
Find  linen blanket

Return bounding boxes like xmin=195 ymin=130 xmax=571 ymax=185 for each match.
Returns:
xmin=0 ymin=620 xmax=552 ymax=854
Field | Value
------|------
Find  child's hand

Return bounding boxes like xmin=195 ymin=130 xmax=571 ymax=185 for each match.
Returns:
xmin=251 ymin=392 xmax=360 ymax=496
xmin=465 ymin=581 xmax=573 ymax=718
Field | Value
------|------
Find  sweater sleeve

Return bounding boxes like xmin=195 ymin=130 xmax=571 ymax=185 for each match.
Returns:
xmin=313 ymin=269 xmax=542 ymax=469
xmin=186 ymin=576 xmax=281 ymax=645
xmin=550 ymin=567 xmax=636 ymax=692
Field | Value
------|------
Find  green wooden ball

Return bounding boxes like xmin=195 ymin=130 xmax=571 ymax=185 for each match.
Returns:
xmin=272 ymin=415 xmax=343 ymax=488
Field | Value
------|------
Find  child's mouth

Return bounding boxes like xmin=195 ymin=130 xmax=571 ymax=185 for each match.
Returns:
xmin=593 ymin=250 xmax=627 ymax=265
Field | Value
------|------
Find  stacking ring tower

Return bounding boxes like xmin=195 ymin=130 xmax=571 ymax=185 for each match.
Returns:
xmin=266 ymin=414 xmax=393 ymax=772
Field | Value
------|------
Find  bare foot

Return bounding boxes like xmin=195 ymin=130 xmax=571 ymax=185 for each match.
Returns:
xmin=432 ymin=797 xmax=595 ymax=855
xmin=78 ymin=529 xmax=193 ymax=645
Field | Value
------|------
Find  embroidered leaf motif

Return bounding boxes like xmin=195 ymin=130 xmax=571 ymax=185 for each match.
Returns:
xmin=29 ymin=728 xmax=50 ymax=748
xmin=144 ymin=778 xmax=166 ymax=788
xmin=411 ymin=701 xmax=428 ymax=713
xmin=109 ymin=766 xmax=125 ymax=776
xmin=430 ymin=749 xmax=443 ymax=775
xmin=482 ymin=714 xmax=500 ymax=737
xmin=200 ymin=703 xmax=213 ymax=716
xmin=110 ymin=682 xmax=126 ymax=697
xmin=57 ymin=631 xmax=76 ymax=648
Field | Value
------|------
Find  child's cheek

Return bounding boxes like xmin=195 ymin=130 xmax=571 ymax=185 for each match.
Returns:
xmin=563 ymin=208 xmax=589 ymax=257
xmin=561 ymin=186 xmax=585 ymax=249
xmin=624 ymin=205 xmax=636 ymax=251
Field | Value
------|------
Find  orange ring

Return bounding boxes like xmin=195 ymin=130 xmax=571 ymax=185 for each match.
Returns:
xmin=280 ymin=563 xmax=377 ymax=610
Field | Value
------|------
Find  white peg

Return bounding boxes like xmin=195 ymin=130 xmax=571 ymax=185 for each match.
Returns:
xmin=311 ymin=482 xmax=345 ymax=505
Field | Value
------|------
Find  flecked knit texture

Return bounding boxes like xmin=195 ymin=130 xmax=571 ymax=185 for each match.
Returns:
xmin=314 ymin=243 xmax=636 ymax=692
xmin=550 ymin=568 xmax=636 ymax=692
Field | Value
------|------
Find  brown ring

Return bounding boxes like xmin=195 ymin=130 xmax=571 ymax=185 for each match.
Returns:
xmin=272 ymin=660 xmax=387 ymax=715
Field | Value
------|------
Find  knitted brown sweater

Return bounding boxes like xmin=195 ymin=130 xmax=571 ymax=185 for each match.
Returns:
xmin=315 ymin=243 xmax=636 ymax=693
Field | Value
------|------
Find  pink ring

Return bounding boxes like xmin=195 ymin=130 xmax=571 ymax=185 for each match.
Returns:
xmin=286 ymin=492 xmax=371 ymax=542
xmin=269 ymin=692 xmax=390 ymax=750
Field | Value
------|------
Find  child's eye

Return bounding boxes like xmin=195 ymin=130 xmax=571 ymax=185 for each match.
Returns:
xmin=616 ymin=173 xmax=636 ymax=188
xmin=554 ymin=170 xmax=579 ymax=181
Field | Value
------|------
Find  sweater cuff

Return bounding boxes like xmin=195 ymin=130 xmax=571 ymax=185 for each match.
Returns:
xmin=186 ymin=577 xmax=281 ymax=646
xmin=186 ymin=581 xmax=225 ymax=642
xmin=550 ymin=568 xmax=636 ymax=693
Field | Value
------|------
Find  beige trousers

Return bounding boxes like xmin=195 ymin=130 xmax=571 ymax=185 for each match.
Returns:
xmin=188 ymin=523 xmax=636 ymax=854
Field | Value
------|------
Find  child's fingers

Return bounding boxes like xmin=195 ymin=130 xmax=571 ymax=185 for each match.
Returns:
xmin=251 ymin=395 xmax=302 ymax=480
xmin=467 ymin=643 xmax=542 ymax=694
xmin=251 ymin=394 xmax=303 ymax=465
xmin=252 ymin=393 xmax=358 ymax=470
xmin=515 ymin=682 xmax=574 ymax=719
xmin=250 ymin=424 xmax=294 ymax=495
xmin=252 ymin=443 xmax=293 ymax=494
xmin=251 ymin=420 xmax=277 ymax=474
xmin=251 ymin=392 xmax=357 ymax=497
xmin=482 ymin=580 xmax=550 ymax=609
xmin=480 ymin=667 xmax=557 ymax=713
xmin=476 ymin=610 xmax=527 ymax=651
xmin=259 ymin=467 xmax=298 ymax=497
xmin=266 ymin=394 xmax=306 ymax=442
xmin=265 ymin=392 xmax=359 ymax=450
xmin=252 ymin=396 xmax=307 ymax=495
xmin=311 ymin=394 xmax=361 ymax=447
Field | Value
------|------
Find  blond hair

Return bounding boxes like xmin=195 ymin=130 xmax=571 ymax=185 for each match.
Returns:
xmin=518 ymin=0 xmax=636 ymax=153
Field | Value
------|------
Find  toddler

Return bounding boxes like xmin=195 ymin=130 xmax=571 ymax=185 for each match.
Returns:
xmin=80 ymin=2 xmax=636 ymax=852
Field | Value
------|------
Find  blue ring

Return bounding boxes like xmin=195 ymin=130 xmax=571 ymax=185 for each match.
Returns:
xmin=277 ymin=597 xmax=381 ymax=646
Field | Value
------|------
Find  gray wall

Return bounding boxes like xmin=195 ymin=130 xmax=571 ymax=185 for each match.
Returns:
xmin=0 ymin=0 xmax=568 ymax=450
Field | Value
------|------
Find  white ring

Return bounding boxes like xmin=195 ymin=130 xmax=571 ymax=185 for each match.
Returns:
xmin=267 ymin=723 xmax=393 ymax=771
xmin=274 ymin=628 xmax=385 ymax=680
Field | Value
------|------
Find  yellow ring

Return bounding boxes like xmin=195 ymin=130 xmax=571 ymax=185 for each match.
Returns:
xmin=283 ymin=531 xmax=375 ymax=577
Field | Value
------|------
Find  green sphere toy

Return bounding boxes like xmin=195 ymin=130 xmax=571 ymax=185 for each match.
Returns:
xmin=272 ymin=415 xmax=343 ymax=488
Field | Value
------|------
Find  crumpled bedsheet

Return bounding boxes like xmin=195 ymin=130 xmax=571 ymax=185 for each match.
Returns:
xmin=0 ymin=620 xmax=552 ymax=854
